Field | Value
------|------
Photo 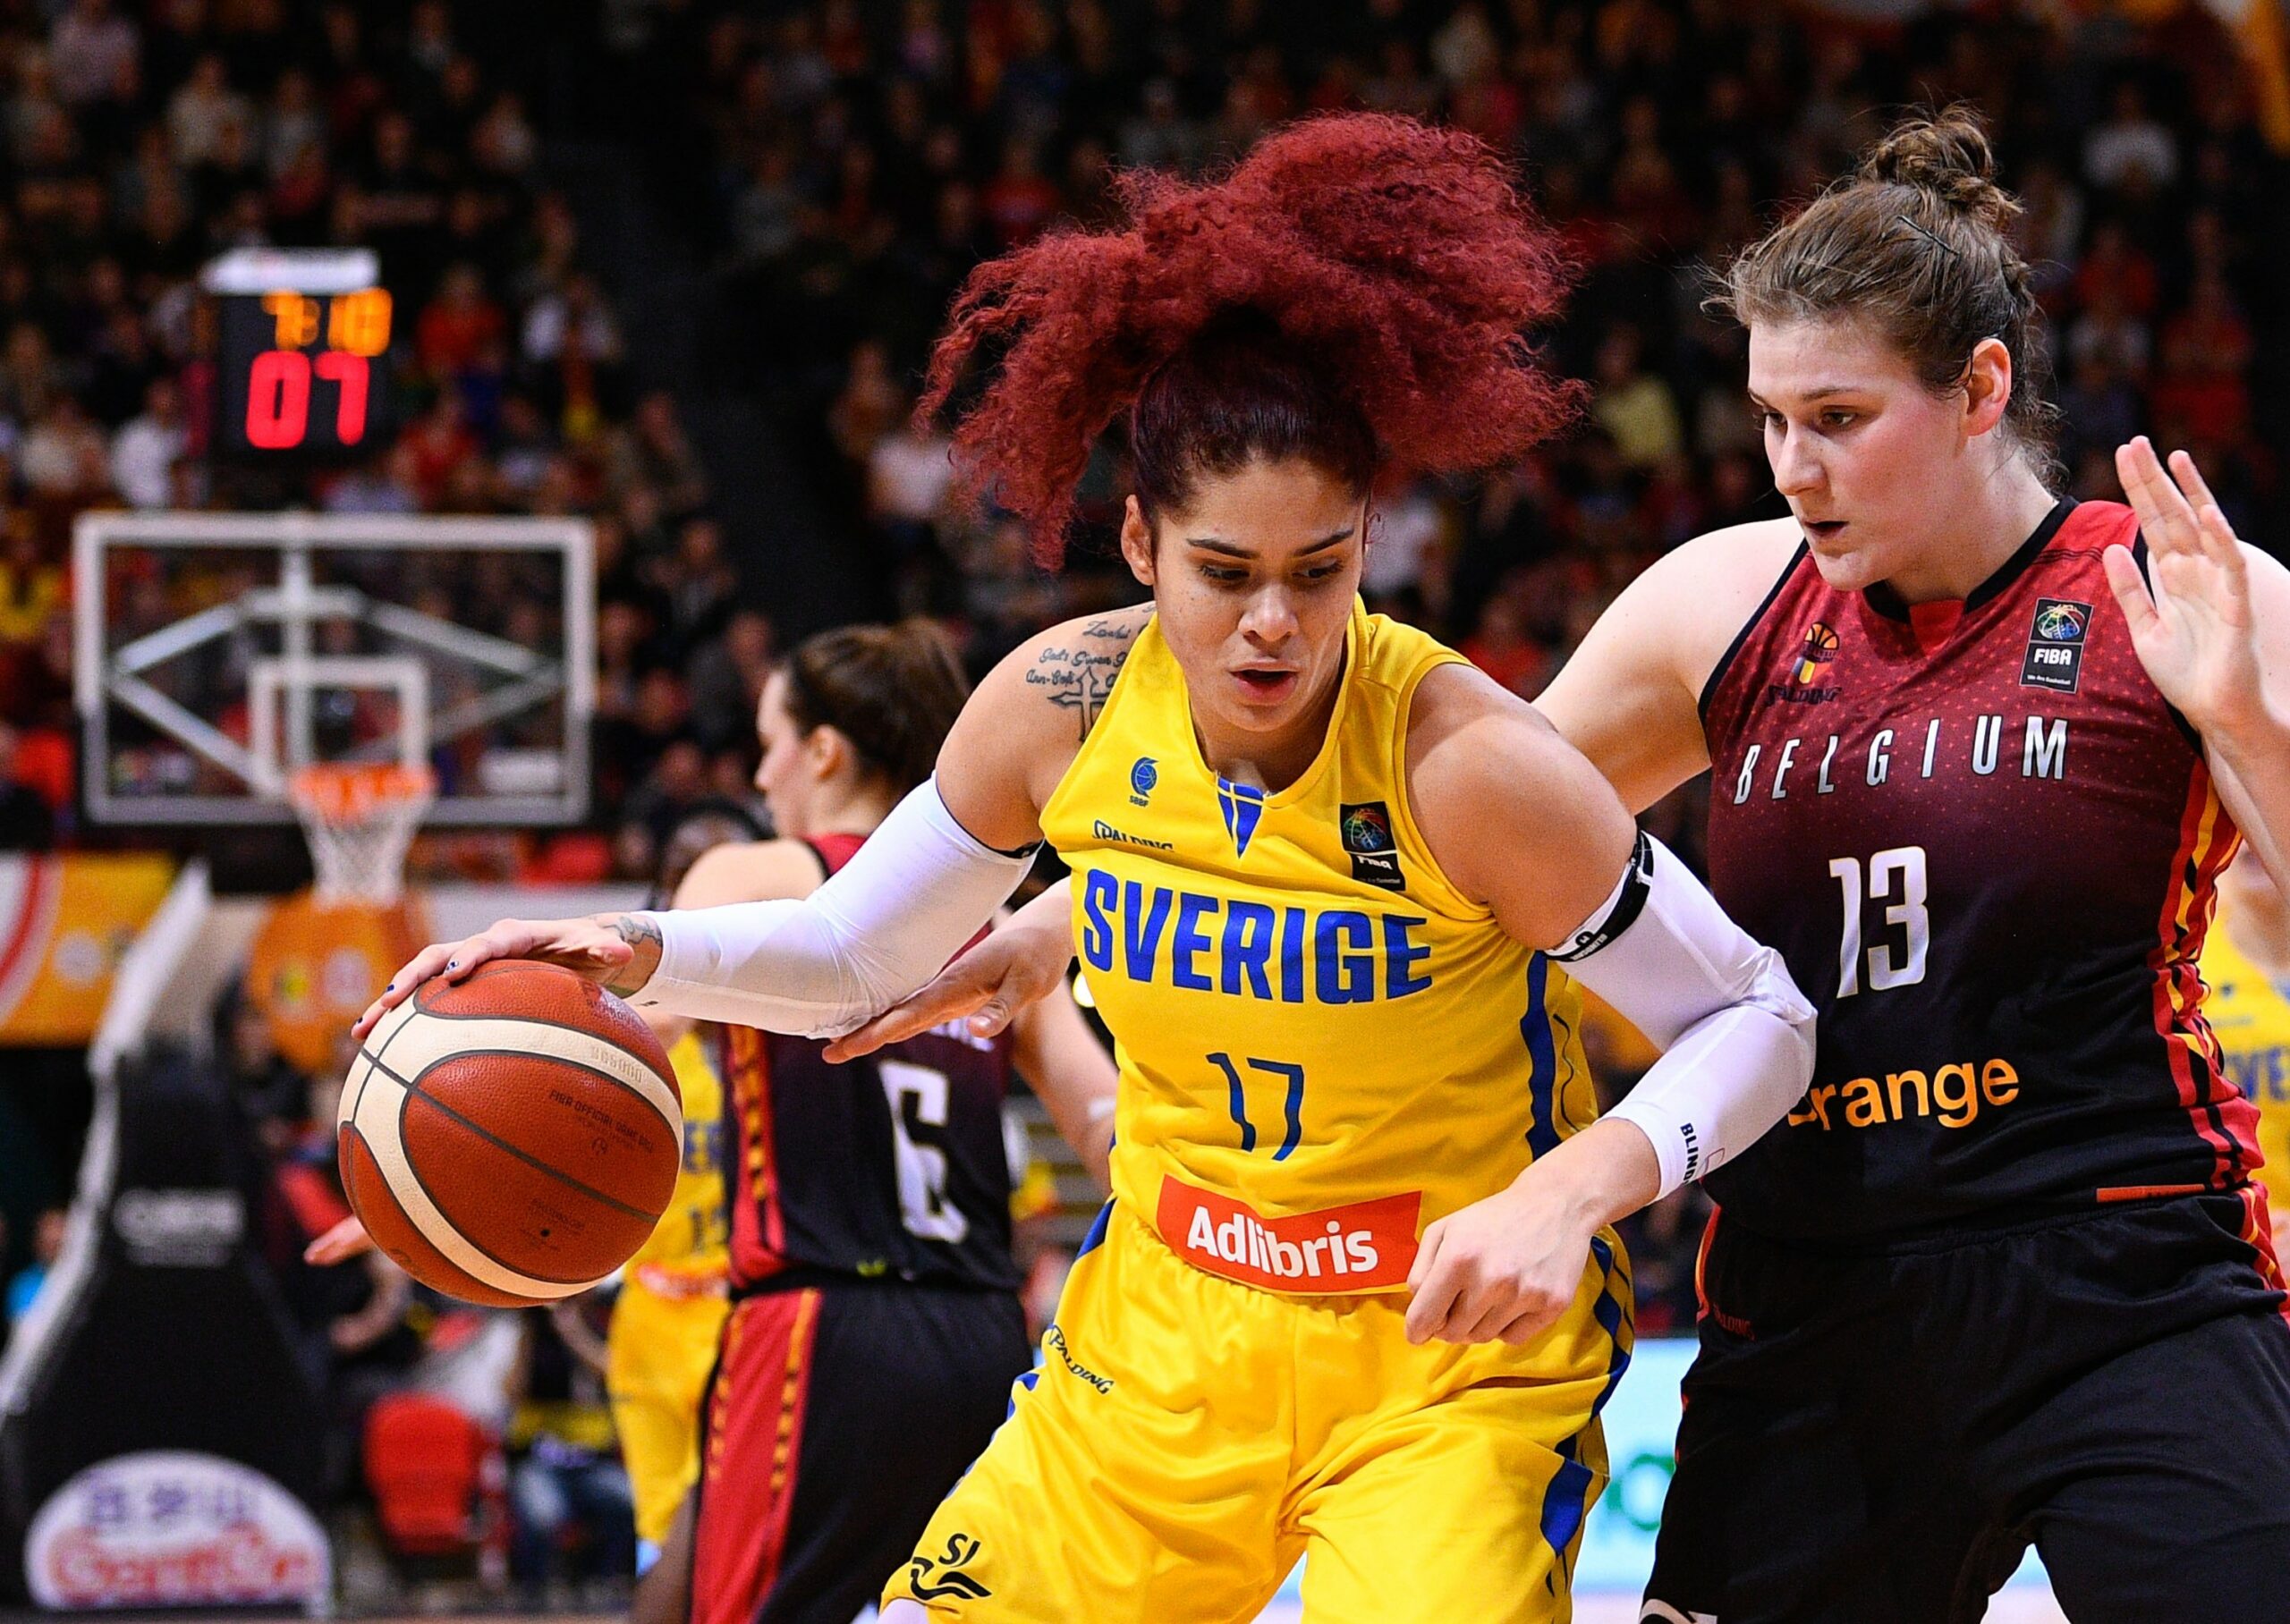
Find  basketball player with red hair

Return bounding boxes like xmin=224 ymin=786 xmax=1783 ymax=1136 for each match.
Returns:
xmin=852 ymin=110 xmax=2290 ymax=1620
xmin=361 ymin=114 xmax=1817 ymax=1620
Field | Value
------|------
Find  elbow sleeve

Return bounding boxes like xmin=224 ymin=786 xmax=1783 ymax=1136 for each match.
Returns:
xmin=1547 ymin=833 xmax=1817 ymax=1197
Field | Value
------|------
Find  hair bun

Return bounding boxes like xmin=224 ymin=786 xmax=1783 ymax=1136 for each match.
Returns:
xmin=1859 ymin=106 xmax=2020 ymax=232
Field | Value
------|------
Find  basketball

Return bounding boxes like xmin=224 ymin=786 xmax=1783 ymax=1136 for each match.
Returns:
xmin=335 ymin=960 xmax=683 ymax=1307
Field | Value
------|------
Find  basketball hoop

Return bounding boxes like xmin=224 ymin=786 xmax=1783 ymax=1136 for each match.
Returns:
xmin=289 ymin=763 xmax=436 ymax=905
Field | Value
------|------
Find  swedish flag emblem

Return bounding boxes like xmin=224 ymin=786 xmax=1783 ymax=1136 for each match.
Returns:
xmin=1217 ymin=777 xmax=1266 ymax=859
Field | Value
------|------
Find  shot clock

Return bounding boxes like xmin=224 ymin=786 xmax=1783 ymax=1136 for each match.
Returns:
xmin=203 ymin=248 xmax=397 ymax=463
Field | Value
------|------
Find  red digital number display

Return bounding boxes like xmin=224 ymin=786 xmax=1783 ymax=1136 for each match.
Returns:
xmin=244 ymin=350 xmax=369 ymax=448
xmin=216 ymin=288 xmax=391 ymax=461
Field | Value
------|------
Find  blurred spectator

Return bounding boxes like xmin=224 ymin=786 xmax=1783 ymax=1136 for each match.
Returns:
xmin=507 ymin=1295 xmax=636 ymax=1595
xmin=686 ymin=606 xmax=775 ymax=749
xmin=0 ymin=522 xmax=63 ymax=646
xmin=4 ymin=1207 xmax=65 ymax=1323
xmin=258 ymin=1063 xmax=419 ymax=1496
xmin=215 ymin=987 xmax=310 ymax=1140
xmin=166 ymin=53 xmax=251 ymax=166
xmin=1590 ymin=325 xmax=1685 ymax=472
xmin=109 ymin=376 xmax=185 ymax=507
xmin=416 ymin=263 xmax=507 ymax=382
xmin=2084 ymin=80 xmax=2179 ymax=193
xmin=613 ymin=391 xmax=709 ymax=520
xmin=50 ymin=0 xmax=140 ymax=109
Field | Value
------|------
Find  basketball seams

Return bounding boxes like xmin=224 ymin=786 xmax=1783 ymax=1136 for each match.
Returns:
xmin=412 ymin=968 xmax=676 ymax=1090
xmin=378 ymin=1007 xmax=681 ymax=1135
xmin=339 ymin=1123 xmax=545 ymax=1308
xmin=345 ymin=1062 xmax=587 ymax=1298
xmin=369 ymin=1045 xmax=666 ymax=1222
xmin=393 ymin=1083 xmax=618 ymax=1288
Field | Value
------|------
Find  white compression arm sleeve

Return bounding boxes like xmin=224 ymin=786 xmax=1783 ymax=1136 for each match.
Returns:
xmin=623 ymin=779 xmax=1033 ymax=1037
xmin=1547 ymin=832 xmax=1816 ymax=1197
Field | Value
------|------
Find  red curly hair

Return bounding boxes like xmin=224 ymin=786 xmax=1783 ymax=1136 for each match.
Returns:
xmin=920 ymin=113 xmax=1581 ymax=564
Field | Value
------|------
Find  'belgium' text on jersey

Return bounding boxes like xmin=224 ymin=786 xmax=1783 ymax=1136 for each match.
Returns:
xmin=715 ymin=833 xmax=1021 ymax=1293
xmin=1701 ymin=498 xmax=2252 ymax=1244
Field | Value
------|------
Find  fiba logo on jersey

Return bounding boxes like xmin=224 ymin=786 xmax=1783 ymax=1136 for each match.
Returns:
xmin=1340 ymin=801 xmax=1406 ymax=890
xmin=1129 ymin=756 xmax=1158 ymax=806
xmin=1768 ymin=622 xmax=1843 ymax=706
xmin=2022 ymin=596 xmax=2092 ymax=694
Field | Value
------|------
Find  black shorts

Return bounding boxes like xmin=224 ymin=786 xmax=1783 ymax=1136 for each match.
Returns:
xmin=1644 ymin=1189 xmax=2290 ymax=1623
xmin=689 ymin=1277 xmax=1030 ymax=1624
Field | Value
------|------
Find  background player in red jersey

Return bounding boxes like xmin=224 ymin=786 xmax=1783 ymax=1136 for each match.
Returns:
xmin=641 ymin=621 xmax=1115 ymax=1624
xmin=842 ymin=109 xmax=2290 ymax=1621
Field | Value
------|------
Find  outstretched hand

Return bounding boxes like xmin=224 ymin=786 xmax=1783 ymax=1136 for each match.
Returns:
xmin=2105 ymin=437 xmax=2263 ymax=737
xmin=351 ymin=914 xmax=649 ymax=1041
xmin=821 ymin=909 xmax=1073 ymax=1062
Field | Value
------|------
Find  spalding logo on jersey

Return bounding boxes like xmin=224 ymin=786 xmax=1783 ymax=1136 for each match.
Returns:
xmin=2021 ymin=597 xmax=2092 ymax=694
xmin=1770 ymin=622 xmax=1842 ymax=706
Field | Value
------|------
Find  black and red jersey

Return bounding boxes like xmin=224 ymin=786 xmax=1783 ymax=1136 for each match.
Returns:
xmin=1700 ymin=497 xmax=2252 ymax=1245
xmin=716 ymin=833 xmax=1022 ymax=1292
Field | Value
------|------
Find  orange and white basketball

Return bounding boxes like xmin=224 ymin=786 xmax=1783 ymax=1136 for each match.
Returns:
xmin=335 ymin=960 xmax=683 ymax=1307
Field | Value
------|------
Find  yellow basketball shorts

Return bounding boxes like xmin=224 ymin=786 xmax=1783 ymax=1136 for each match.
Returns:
xmin=883 ymin=1201 xmax=1633 ymax=1623
xmin=606 ymin=1278 xmax=730 ymax=1547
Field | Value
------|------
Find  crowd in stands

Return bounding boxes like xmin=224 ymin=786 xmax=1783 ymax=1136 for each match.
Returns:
xmin=0 ymin=1 xmax=2278 ymax=889
xmin=0 ymin=4 xmax=2285 ymax=1576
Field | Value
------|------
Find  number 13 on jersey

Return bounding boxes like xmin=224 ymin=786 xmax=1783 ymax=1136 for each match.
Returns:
xmin=1829 ymin=846 xmax=1930 ymax=998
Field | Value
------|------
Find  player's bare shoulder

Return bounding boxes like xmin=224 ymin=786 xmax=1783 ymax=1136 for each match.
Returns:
xmin=674 ymin=839 xmax=829 ymax=908
xmin=1403 ymin=657 xmax=1636 ymax=941
xmin=942 ymin=604 xmax=1153 ymax=845
xmin=1620 ymin=516 xmax=1803 ymax=683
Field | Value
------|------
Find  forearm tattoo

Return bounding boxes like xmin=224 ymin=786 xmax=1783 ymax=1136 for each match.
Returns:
xmin=605 ymin=913 xmax=663 ymax=997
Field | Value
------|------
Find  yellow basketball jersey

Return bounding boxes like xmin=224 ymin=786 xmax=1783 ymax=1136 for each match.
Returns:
xmin=1040 ymin=599 xmax=1599 ymax=1295
xmin=623 ymin=1029 xmax=731 ymax=1288
xmin=609 ymin=1029 xmax=731 ymax=1546
xmin=2203 ymin=911 xmax=2290 ymax=1219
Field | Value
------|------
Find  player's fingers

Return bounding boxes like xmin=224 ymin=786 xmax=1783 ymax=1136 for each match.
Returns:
xmin=443 ymin=927 xmax=514 ymax=979
xmin=304 ymin=1215 xmax=374 ymax=1265
xmin=2168 ymin=449 xmax=2228 ymax=549
xmin=2114 ymin=439 xmax=2171 ymax=542
xmin=1497 ymin=1301 xmax=1558 ymax=1346
xmin=822 ymin=975 xmax=997 ymax=1062
xmin=353 ymin=942 xmax=459 ymax=1037
xmin=1450 ymin=1284 xmax=1521 ymax=1345
xmin=2120 ymin=437 xmax=2197 ymax=546
xmin=1404 ymin=1235 xmax=1457 ymax=1343
xmin=1405 ymin=1217 xmax=1444 ymax=1295
xmin=2101 ymin=544 xmax=2159 ymax=636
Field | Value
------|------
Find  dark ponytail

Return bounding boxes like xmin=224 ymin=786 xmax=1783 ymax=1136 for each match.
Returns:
xmin=780 ymin=620 xmax=969 ymax=797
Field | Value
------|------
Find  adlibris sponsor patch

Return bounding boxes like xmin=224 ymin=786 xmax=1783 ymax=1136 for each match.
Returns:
xmin=1157 ymin=1174 xmax=1420 ymax=1291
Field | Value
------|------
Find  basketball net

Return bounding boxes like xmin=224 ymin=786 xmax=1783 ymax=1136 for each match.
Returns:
xmin=288 ymin=763 xmax=436 ymax=906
